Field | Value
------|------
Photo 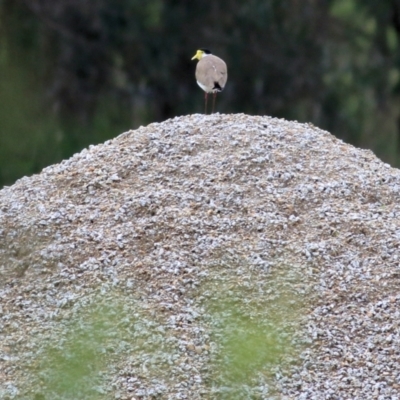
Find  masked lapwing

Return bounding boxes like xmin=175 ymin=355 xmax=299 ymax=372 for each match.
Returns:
xmin=191 ymin=49 xmax=228 ymax=114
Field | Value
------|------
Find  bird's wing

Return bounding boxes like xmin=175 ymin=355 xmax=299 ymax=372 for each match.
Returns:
xmin=196 ymin=56 xmax=227 ymax=90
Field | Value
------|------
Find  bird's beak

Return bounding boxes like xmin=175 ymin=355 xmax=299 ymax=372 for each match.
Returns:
xmin=191 ymin=52 xmax=199 ymax=60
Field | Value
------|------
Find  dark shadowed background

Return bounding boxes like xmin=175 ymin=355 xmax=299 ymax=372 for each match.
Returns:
xmin=1 ymin=0 xmax=400 ymax=187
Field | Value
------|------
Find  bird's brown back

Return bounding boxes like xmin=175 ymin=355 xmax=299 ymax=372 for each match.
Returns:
xmin=195 ymin=55 xmax=228 ymax=92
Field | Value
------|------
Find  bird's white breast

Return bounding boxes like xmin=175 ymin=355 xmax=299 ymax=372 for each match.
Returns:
xmin=196 ymin=81 xmax=212 ymax=93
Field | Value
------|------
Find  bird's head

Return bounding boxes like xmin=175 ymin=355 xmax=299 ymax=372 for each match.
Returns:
xmin=191 ymin=49 xmax=211 ymax=60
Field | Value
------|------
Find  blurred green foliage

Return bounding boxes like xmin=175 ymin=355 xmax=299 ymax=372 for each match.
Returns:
xmin=0 ymin=60 xmax=60 ymax=184
xmin=207 ymin=298 xmax=301 ymax=398
xmin=203 ymin=264 xmax=306 ymax=398
xmin=32 ymin=296 xmax=125 ymax=400
xmin=1 ymin=0 xmax=400 ymax=187
xmin=23 ymin=267 xmax=304 ymax=399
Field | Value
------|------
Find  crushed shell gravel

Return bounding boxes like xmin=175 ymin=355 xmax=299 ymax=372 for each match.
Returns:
xmin=1 ymin=113 xmax=400 ymax=399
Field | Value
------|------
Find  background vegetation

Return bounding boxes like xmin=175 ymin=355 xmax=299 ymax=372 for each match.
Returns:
xmin=1 ymin=0 xmax=400 ymax=187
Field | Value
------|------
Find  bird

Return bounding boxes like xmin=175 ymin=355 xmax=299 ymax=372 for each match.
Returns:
xmin=191 ymin=49 xmax=228 ymax=114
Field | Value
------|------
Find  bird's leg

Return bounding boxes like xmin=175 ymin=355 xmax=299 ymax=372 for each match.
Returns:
xmin=204 ymin=92 xmax=208 ymax=114
xmin=212 ymin=92 xmax=217 ymax=114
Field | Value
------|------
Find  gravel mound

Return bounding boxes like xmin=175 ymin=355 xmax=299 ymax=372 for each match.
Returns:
xmin=1 ymin=113 xmax=400 ymax=399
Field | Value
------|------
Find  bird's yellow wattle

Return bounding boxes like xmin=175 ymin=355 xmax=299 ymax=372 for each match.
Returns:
xmin=191 ymin=50 xmax=203 ymax=60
